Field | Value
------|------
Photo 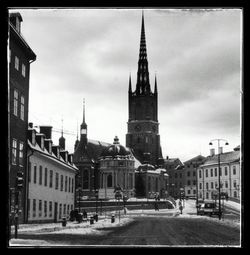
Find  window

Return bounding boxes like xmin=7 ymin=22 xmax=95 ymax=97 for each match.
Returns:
xmin=28 ymin=199 xmax=30 ymax=219
xmin=67 ymin=205 xmax=70 ymax=215
xmin=49 ymin=201 xmax=52 ymax=217
xmin=193 ymin=180 xmax=196 ymax=185
xmin=60 ymin=175 xmax=63 ymax=191
xmin=179 ymin=173 xmax=182 ymax=178
xmin=72 ymin=178 xmax=74 ymax=193
xmin=69 ymin=177 xmax=71 ymax=192
xmin=211 ymin=182 xmax=214 ymax=189
xmin=22 ymin=63 xmax=26 ymax=77
xmin=59 ymin=204 xmax=62 ymax=219
xmin=39 ymin=166 xmax=43 ymax=185
xmin=193 ymin=171 xmax=196 ymax=177
xmin=193 ymin=190 xmax=196 ymax=194
xmin=20 ymin=96 xmax=25 ymax=120
xmin=187 ymin=180 xmax=191 ymax=186
xmin=15 ymin=56 xmax=19 ymax=70
xmin=215 ymin=168 xmax=217 ymax=177
xmin=187 ymin=171 xmax=190 ymax=177
xmin=34 ymin=165 xmax=37 ymax=184
xmin=19 ymin=141 xmax=24 ymax=166
xmin=13 ymin=90 xmax=18 ymax=116
xmin=12 ymin=139 xmax=17 ymax=165
xmin=39 ymin=200 xmax=42 ymax=217
xmin=49 ymin=170 xmax=53 ymax=188
xmin=206 ymin=192 xmax=209 ymax=199
xmin=65 ymin=176 xmax=68 ymax=192
xmin=219 ymin=167 xmax=222 ymax=176
xmin=234 ymin=191 xmax=237 ymax=198
xmin=233 ymin=166 xmax=236 ymax=175
xmin=199 ymin=170 xmax=202 ymax=178
xmin=55 ymin=173 xmax=59 ymax=190
xmin=188 ymin=190 xmax=191 ymax=194
xmin=148 ymin=177 xmax=151 ymax=190
xmin=210 ymin=168 xmax=213 ymax=177
xmin=33 ymin=199 xmax=36 ymax=217
xmin=225 ymin=181 xmax=228 ymax=188
xmin=44 ymin=168 xmax=48 ymax=186
xmin=28 ymin=162 xmax=31 ymax=182
xmin=107 ymin=174 xmax=112 ymax=188
xmin=82 ymin=170 xmax=89 ymax=189
xmin=225 ymin=167 xmax=228 ymax=176
xmin=206 ymin=183 xmax=208 ymax=190
xmin=233 ymin=181 xmax=237 ymax=188
xmin=44 ymin=201 xmax=47 ymax=217
xmin=63 ymin=204 xmax=66 ymax=216
xmin=205 ymin=169 xmax=208 ymax=178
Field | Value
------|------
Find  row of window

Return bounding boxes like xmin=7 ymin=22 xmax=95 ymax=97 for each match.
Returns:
xmin=28 ymin=199 xmax=73 ymax=219
xmin=29 ymin=164 xmax=74 ymax=193
xmin=199 ymin=180 xmax=239 ymax=190
xmin=199 ymin=166 xmax=237 ymax=179
xmin=101 ymin=161 xmax=134 ymax=167
xmin=12 ymin=138 xmax=24 ymax=166
xmin=200 ymin=190 xmax=239 ymax=200
xmin=10 ymin=50 xmax=26 ymax=77
xmin=187 ymin=180 xmax=196 ymax=186
xmin=99 ymin=172 xmax=134 ymax=189
xmin=13 ymin=89 xmax=25 ymax=120
xmin=187 ymin=189 xmax=196 ymax=195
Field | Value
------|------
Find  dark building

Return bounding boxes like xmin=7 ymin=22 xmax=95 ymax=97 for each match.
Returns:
xmin=73 ymin=100 xmax=111 ymax=199
xmin=126 ymin=13 xmax=162 ymax=166
xmin=8 ymin=12 xmax=36 ymax=223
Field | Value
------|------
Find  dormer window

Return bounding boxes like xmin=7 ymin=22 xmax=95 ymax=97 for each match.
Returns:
xmin=41 ymin=137 xmax=44 ymax=150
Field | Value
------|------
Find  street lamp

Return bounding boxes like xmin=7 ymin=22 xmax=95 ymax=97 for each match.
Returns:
xmin=209 ymin=139 xmax=229 ymax=220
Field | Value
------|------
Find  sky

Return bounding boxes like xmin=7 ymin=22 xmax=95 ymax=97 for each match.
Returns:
xmin=11 ymin=8 xmax=242 ymax=162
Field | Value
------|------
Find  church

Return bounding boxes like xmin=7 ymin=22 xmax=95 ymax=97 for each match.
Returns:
xmin=126 ymin=12 xmax=163 ymax=167
xmin=73 ymin=12 xmax=167 ymax=200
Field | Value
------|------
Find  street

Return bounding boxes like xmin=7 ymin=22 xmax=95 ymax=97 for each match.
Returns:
xmin=12 ymin=216 xmax=240 ymax=246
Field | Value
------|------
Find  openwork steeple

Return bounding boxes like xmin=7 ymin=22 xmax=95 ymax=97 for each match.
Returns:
xmin=135 ymin=11 xmax=151 ymax=95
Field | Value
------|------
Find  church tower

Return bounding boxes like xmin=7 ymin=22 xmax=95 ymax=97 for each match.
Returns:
xmin=126 ymin=12 xmax=162 ymax=166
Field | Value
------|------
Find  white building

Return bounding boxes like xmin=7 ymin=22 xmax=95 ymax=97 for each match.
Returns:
xmin=98 ymin=136 xmax=136 ymax=199
xmin=197 ymin=146 xmax=241 ymax=201
xmin=27 ymin=124 xmax=78 ymax=223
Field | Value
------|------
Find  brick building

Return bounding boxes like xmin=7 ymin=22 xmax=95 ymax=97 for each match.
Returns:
xmin=8 ymin=12 xmax=36 ymax=223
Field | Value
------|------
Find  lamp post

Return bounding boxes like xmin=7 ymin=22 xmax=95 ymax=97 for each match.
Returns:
xmin=209 ymin=139 xmax=229 ymax=220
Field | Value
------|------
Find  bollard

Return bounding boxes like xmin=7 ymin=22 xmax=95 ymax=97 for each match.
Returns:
xmin=62 ymin=217 xmax=67 ymax=227
xmin=90 ymin=216 xmax=94 ymax=224
xmin=111 ymin=214 xmax=115 ymax=223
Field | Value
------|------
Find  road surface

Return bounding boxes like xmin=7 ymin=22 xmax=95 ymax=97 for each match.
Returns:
xmin=15 ymin=216 xmax=240 ymax=246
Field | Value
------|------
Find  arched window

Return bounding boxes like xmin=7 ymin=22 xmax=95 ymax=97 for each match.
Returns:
xmin=107 ymin=174 xmax=112 ymax=188
xmin=82 ymin=170 xmax=89 ymax=189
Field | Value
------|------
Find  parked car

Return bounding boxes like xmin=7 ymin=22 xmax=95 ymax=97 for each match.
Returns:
xmin=196 ymin=199 xmax=204 ymax=209
xmin=197 ymin=201 xmax=220 ymax=216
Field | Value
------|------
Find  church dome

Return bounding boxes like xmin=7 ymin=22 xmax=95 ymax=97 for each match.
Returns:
xmin=101 ymin=136 xmax=132 ymax=158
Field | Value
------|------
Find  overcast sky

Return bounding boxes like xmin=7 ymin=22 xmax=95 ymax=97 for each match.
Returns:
xmin=12 ymin=8 xmax=242 ymax=162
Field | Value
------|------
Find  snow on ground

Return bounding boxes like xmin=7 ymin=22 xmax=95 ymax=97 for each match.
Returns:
xmin=224 ymin=200 xmax=241 ymax=211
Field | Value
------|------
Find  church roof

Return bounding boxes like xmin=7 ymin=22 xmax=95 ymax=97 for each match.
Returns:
xmin=100 ymin=136 xmax=132 ymax=158
xmin=184 ymin=155 xmax=206 ymax=164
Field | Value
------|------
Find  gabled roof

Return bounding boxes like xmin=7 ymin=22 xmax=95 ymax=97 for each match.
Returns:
xmin=28 ymin=140 xmax=78 ymax=172
xmin=184 ymin=155 xmax=206 ymax=164
xmin=201 ymin=150 xmax=240 ymax=167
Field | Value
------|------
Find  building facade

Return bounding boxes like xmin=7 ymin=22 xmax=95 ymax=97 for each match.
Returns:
xmin=197 ymin=146 xmax=241 ymax=201
xmin=163 ymin=157 xmax=184 ymax=198
xmin=183 ymin=155 xmax=206 ymax=199
xmin=98 ymin=136 xmax=136 ymax=200
xmin=126 ymin=13 xmax=162 ymax=166
xmin=9 ymin=12 xmax=36 ymax=223
xmin=27 ymin=124 xmax=78 ymax=223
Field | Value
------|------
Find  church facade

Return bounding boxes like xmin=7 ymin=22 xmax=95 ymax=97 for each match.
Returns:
xmin=126 ymin=13 xmax=162 ymax=166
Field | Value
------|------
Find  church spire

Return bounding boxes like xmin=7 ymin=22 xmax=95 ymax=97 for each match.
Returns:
xmin=80 ymin=98 xmax=87 ymax=143
xmin=59 ymin=117 xmax=65 ymax=150
xmin=136 ymin=10 xmax=151 ymax=95
xmin=129 ymin=73 xmax=132 ymax=93
xmin=154 ymin=73 xmax=158 ymax=94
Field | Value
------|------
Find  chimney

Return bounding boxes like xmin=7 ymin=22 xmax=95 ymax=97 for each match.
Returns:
xmin=166 ymin=156 xmax=169 ymax=160
xmin=39 ymin=126 xmax=53 ymax=139
xmin=28 ymin=122 xmax=33 ymax=128
xmin=44 ymin=139 xmax=52 ymax=154
xmin=210 ymin=148 xmax=215 ymax=156
xmin=52 ymin=145 xmax=60 ymax=158
xmin=10 ymin=12 xmax=23 ymax=33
